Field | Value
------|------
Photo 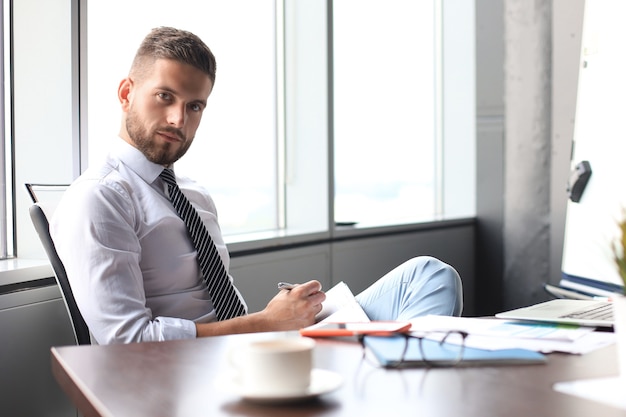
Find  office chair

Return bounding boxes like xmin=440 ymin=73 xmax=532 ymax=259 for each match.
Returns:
xmin=26 ymin=184 xmax=91 ymax=345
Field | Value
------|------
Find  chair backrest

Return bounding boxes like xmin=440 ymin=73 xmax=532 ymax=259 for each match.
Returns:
xmin=27 ymin=185 xmax=91 ymax=345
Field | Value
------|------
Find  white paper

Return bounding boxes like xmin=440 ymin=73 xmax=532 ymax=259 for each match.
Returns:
xmin=315 ymin=281 xmax=370 ymax=323
xmin=408 ymin=315 xmax=616 ymax=354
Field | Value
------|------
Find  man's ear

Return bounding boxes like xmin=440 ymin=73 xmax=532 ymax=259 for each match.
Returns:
xmin=118 ymin=78 xmax=133 ymax=111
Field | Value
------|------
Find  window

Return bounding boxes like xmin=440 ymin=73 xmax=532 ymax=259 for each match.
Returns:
xmin=8 ymin=0 xmax=474 ymax=260
xmin=333 ymin=0 xmax=438 ymax=226
xmin=333 ymin=0 xmax=475 ymax=226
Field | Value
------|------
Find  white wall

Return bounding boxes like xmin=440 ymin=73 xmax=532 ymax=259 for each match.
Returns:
xmin=551 ymin=0 xmax=584 ymax=283
xmin=561 ymin=0 xmax=626 ymax=287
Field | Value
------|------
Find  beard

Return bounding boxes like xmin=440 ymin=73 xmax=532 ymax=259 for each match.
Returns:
xmin=125 ymin=107 xmax=192 ymax=166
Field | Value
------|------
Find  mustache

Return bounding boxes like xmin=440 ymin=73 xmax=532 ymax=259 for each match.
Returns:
xmin=158 ymin=127 xmax=186 ymax=141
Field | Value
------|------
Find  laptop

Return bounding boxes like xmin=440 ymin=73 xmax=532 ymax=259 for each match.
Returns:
xmin=495 ymin=299 xmax=614 ymax=328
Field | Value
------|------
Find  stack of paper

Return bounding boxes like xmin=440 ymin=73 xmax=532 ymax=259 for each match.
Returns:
xmin=408 ymin=315 xmax=615 ymax=354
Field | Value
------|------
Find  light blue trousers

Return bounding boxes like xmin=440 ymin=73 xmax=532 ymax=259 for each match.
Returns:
xmin=355 ymin=256 xmax=463 ymax=321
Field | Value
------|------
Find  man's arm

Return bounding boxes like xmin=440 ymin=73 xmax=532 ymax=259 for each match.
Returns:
xmin=195 ymin=280 xmax=325 ymax=337
xmin=52 ymin=179 xmax=198 ymax=344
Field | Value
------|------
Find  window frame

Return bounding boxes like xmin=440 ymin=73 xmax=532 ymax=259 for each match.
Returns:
xmin=0 ymin=0 xmax=12 ymax=259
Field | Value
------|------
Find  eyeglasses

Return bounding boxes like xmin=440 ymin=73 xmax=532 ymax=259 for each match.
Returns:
xmin=358 ymin=330 xmax=469 ymax=368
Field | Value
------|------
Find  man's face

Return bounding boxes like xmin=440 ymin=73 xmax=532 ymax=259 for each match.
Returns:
xmin=120 ymin=59 xmax=213 ymax=166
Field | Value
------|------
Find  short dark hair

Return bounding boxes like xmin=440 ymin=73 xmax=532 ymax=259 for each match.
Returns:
xmin=130 ymin=26 xmax=216 ymax=83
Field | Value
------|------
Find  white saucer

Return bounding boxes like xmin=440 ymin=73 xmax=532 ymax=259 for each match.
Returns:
xmin=216 ymin=368 xmax=343 ymax=404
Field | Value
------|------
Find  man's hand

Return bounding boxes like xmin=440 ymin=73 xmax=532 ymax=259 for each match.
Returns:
xmin=262 ymin=280 xmax=326 ymax=330
xmin=195 ymin=280 xmax=326 ymax=337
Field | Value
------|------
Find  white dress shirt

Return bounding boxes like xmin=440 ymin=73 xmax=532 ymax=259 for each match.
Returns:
xmin=50 ymin=137 xmax=247 ymax=344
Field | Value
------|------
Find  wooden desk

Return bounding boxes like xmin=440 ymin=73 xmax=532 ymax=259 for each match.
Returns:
xmin=51 ymin=331 xmax=625 ymax=417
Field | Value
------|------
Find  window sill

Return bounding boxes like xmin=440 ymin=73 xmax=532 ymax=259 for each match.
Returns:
xmin=0 ymin=258 xmax=53 ymax=287
xmin=1 ymin=217 xmax=475 ymax=285
xmin=226 ymin=217 xmax=474 ymax=256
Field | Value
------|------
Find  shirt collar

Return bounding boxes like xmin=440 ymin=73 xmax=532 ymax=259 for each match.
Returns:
xmin=112 ymin=137 xmax=171 ymax=184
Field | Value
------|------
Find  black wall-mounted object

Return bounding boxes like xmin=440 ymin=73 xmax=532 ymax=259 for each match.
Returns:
xmin=567 ymin=160 xmax=592 ymax=203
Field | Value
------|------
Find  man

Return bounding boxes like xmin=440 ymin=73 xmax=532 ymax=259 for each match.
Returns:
xmin=51 ymin=27 xmax=462 ymax=345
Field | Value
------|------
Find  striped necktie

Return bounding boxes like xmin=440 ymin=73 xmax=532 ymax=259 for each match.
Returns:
xmin=159 ymin=169 xmax=246 ymax=321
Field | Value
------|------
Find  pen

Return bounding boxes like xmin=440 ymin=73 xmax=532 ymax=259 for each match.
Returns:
xmin=278 ymin=282 xmax=297 ymax=290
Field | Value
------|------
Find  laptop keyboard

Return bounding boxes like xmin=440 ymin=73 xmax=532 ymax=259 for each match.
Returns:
xmin=559 ymin=303 xmax=614 ymax=321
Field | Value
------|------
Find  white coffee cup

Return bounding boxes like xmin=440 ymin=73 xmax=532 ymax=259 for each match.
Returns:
xmin=230 ymin=337 xmax=316 ymax=395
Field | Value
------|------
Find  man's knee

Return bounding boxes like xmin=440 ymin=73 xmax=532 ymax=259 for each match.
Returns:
xmin=405 ymin=256 xmax=463 ymax=316
xmin=404 ymin=256 xmax=458 ymax=282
